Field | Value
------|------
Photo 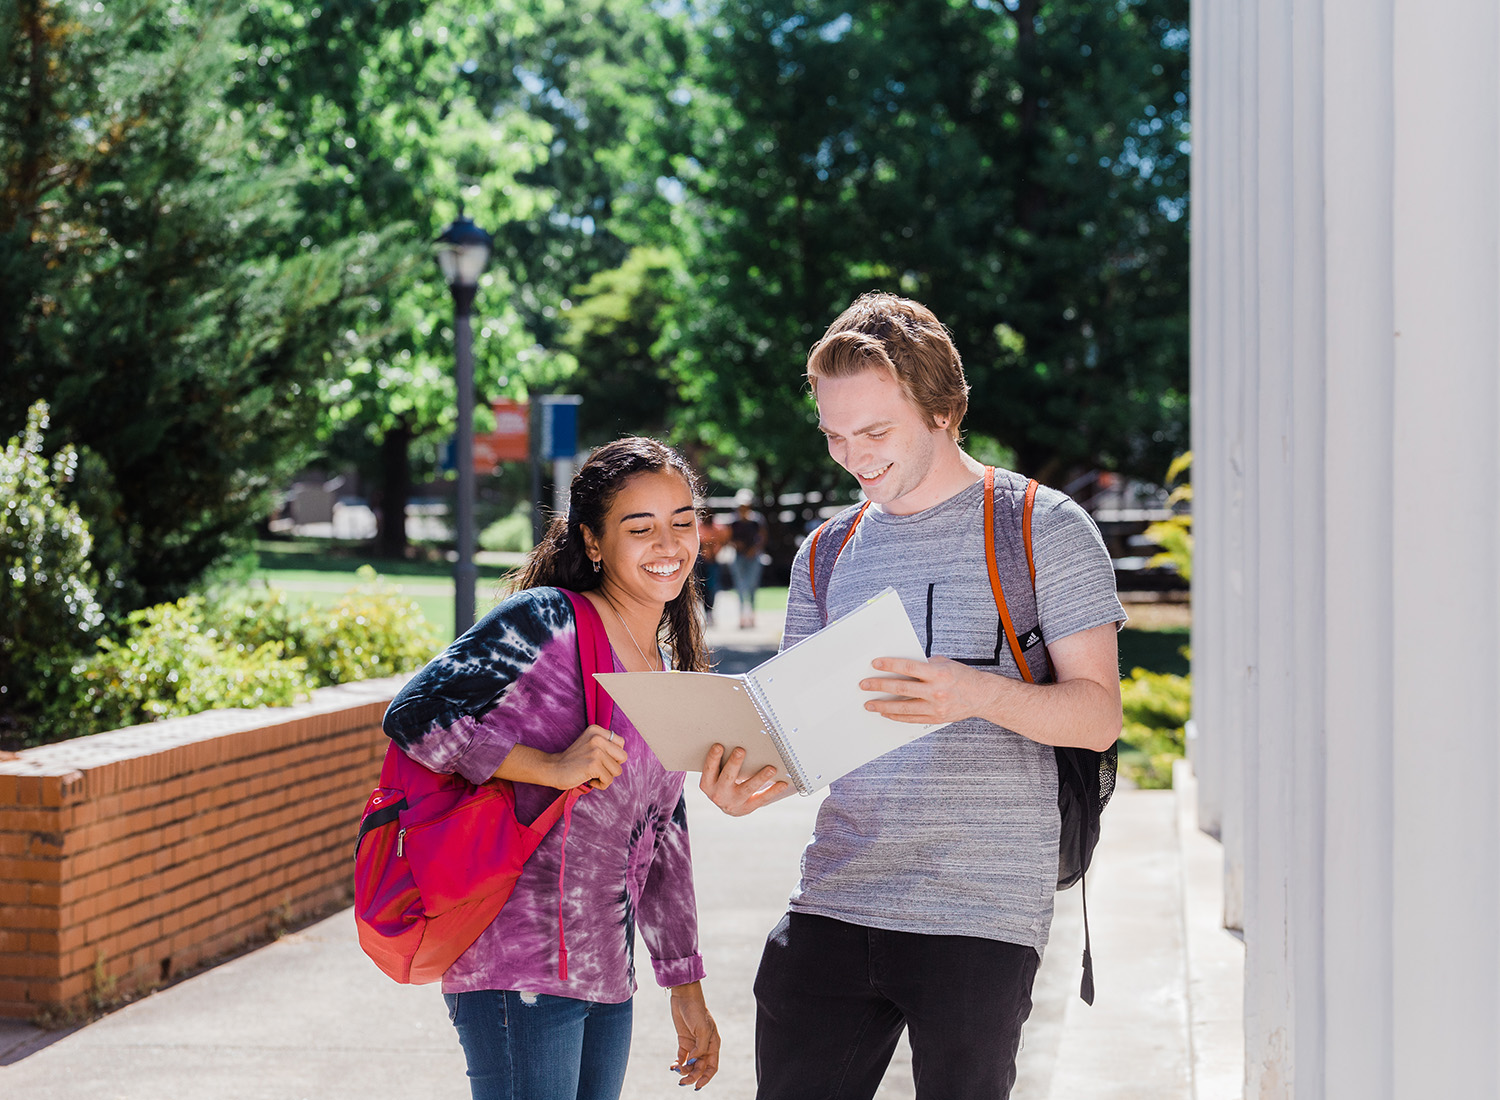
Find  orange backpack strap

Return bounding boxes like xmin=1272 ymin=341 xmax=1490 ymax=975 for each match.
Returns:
xmin=1022 ymin=478 xmax=1039 ymax=587
xmin=807 ymin=517 xmax=832 ymax=597
xmin=808 ymin=500 xmax=871 ymax=619
xmin=983 ymin=466 xmax=1037 ymax=685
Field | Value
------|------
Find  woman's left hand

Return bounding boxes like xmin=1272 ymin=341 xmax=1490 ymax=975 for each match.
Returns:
xmin=669 ymin=981 xmax=720 ymax=1090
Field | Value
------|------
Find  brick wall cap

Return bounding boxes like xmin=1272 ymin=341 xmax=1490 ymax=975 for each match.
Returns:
xmin=0 ymin=675 xmax=412 ymax=778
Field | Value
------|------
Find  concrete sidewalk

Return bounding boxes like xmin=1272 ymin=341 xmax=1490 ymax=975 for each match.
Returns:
xmin=1 ymin=601 xmax=1244 ymax=1098
xmin=0 ymin=785 xmax=1242 ymax=1099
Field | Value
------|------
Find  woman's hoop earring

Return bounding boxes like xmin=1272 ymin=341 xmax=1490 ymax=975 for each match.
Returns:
xmin=592 ymin=560 xmax=601 ymax=573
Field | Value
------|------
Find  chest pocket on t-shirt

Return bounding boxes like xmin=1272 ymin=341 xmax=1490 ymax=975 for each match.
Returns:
xmin=922 ymin=582 xmax=1043 ymax=668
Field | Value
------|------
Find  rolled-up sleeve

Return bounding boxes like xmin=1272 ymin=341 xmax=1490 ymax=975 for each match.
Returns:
xmin=637 ymin=790 xmax=707 ymax=988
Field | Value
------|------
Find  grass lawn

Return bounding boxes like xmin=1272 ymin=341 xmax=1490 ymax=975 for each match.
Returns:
xmin=242 ymin=541 xmax=1183 ymax=675
xmin=240 ymin=540 xmax=508 ymax=641
xmin=242 ymin=540 xmax=789 ymax=641
xmin=250 ymin=538 xmax=520 ymax=580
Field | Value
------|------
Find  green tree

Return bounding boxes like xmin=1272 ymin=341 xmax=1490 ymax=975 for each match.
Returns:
xmin=440 ymin=0 xmax=700 ymax=468
xmin=224 ymin=0 xmax=562 ymax=557
xmin=677 ymin=0 xmax=1190 ymax=501
xmin=224 ymin=0 xmax=693 ymax=555
xmin=0 ymin=0 xmax=392 ymax=608
xmin=465 ymin=0 xmax=694 ymax=348
xmin=557 ymin=246 xmax=688 ymax=445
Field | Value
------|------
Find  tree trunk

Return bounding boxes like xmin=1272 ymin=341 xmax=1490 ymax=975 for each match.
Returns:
xmin=375 ymin=421 xmax=412 ymax=558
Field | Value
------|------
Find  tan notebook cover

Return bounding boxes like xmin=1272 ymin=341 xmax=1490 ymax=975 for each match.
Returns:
xmin=595 ymin=588 xmax=946 ymax=794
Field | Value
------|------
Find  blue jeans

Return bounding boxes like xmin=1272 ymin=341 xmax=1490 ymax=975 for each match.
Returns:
xmin=442 ymin=989 xmax=634 ymax=1100
xmin=730 ymin=554 xmax=762 ymax=607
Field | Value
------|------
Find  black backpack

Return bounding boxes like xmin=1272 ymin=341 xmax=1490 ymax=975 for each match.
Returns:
xmin=806 ymin=466 xmax=1114 ymax=1004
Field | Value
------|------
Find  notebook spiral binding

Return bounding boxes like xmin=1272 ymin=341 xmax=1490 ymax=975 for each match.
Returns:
xmin=742 ymin=677 xmax=813 ymax=794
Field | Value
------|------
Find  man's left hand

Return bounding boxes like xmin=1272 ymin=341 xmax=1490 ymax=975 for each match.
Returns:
xmin=859 ymin=656 xmax=999 ymax=726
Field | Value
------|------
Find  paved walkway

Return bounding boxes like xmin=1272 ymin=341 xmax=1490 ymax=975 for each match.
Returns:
xmin=0 ymin=599 xmax=1244 ymax=1099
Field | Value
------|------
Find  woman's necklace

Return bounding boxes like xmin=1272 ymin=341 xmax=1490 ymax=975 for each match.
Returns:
xmin=601 ymin=593 xmax=662 ymax=672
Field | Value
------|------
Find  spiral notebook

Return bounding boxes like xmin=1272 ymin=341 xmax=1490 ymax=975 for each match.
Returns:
xmin=594 ymin=587 xmax=946 ymax=795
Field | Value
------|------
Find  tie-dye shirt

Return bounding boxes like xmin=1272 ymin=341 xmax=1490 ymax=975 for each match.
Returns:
xmin=382 ymin=586 xmax=705 ymax=1003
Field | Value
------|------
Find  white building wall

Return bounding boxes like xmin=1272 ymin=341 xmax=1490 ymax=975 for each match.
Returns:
xmin=1192 ymin=1 xmax=1500 ymax=1096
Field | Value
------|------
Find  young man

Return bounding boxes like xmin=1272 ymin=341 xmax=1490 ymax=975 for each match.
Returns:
xmin=700 ymin=292 xmax=1125 ymax=1100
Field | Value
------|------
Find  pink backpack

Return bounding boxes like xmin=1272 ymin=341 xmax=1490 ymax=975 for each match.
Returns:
xmin=353 ymin=589 xmax=613 ymax=984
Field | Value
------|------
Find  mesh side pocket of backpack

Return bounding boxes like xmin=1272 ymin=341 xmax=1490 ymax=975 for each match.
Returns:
xmin=1098 ymin=742 xmax=1118 ymax=813
xmin=1055 ymin=745 xmax=1107 ymax=891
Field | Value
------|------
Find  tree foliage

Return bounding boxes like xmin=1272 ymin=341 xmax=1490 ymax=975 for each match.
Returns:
xmin=223 ymin=0 xmax=563 ymax=555
xmin=675 ymin=0 xmax=1190 ymax=493
xmin=2 ymin=0 xmax=1190 ymax=611
xmin=0 ymin=0 xmax=391 ymax=607
xmin=558 ymin=246 xmax=688 ymax=443
xmin=217 ymin=0 xmax=700 ymax=552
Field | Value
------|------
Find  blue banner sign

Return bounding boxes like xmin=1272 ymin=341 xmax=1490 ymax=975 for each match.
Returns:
xmin=539 ymin=395 xmax=582 ymax=460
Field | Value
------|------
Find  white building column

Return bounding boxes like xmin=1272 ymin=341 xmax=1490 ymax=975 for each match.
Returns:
xmin=1389 ymin=0 xmax=1500 ymax=1093
xmin=1320 ymin=2 xmax=1395 ymax=1094
xmin=1193 ymin=1 xmax=1500 ymax=1095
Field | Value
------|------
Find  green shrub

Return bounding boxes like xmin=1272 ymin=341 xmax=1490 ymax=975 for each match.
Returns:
xmin=1120 ymin=450 xmax=1193 ymax=788
xmin=203 ymin=586 xmax=310 ymax=658
xmin=480 ymin=508 xmax=534 ymax=554
xmin=1118 ymin=666 xmax=1191 ymax=789
xmin=47 ymin=597 xmax=308 ymax=738
xmin=298 ymin=566 xmax=438 ymax=685
xmin=35 ymin=567 xmax=436 ymax=743
xmin=208 ymin=566 xmax=436 ymax=686
xmin=0 ymin=402 xmax=105 ymax=721
xmin=1145 ymin=451 xmax=1193 ymax=582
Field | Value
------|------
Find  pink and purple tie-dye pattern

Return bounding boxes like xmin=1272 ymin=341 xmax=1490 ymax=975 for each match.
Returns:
xmin=382 ymin=587 xmax=705 ymax=1003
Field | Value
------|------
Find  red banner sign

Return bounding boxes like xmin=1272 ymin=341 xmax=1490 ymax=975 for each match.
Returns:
xmin=474 ymin=398 xmax=529 ymax=473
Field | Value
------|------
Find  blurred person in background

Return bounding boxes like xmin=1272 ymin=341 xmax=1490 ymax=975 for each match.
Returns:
xmin=728 ymin=488 xmax=767 ymax=629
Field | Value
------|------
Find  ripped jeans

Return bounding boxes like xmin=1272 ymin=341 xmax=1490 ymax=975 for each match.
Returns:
xmin=442 ymin=989 xmax=634 ymax=1100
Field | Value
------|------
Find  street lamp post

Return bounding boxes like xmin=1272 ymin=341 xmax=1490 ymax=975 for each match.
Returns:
xmin=435 ymin=211 xmax=493 ymax=637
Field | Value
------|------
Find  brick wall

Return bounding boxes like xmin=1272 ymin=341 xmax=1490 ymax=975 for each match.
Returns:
xmin=0 ymin=676 xmax=407 ymax=1020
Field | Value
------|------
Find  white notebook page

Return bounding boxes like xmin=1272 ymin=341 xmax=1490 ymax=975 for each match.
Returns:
xmin=749 ymin=587 xmax=945 ymax=789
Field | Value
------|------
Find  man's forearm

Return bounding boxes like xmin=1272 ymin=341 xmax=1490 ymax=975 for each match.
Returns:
xmin=976 ymin=673 xmax=1121 ymax=751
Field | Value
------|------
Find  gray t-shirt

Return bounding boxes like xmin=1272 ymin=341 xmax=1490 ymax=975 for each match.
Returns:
xmin=782 ymin=474 xmax=1126 ymax=953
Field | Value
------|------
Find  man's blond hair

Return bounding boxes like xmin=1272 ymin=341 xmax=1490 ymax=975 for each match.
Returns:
xmin=805 ymin=292 xmax=969 ymax=441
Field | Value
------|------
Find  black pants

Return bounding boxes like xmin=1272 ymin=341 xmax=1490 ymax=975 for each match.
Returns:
xmin=753 ymin=913 xmax=1039 ymax=1100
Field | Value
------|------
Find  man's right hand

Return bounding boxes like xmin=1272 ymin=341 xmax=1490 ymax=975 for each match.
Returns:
xmin=699 ymin=744 xmax=793 ymax=816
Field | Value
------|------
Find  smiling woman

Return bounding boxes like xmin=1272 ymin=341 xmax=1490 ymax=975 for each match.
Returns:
xmin=512 ymin=437 xmax=709 ymax=675
xmin=380 ymin=436 xmax=721 ymax=1099
xmin=578 ymin=468 xmax=701 ymax=672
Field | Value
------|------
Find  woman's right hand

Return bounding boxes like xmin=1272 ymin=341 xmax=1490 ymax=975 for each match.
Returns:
xmin=491 ymin=726 xmax=627 ymax=791
xmin=544 ymin=725 xmax=628 ymax=790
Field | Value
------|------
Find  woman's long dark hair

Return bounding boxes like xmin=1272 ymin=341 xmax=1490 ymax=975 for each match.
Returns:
xmin=510 ymin=437 xmax=709 ymax=673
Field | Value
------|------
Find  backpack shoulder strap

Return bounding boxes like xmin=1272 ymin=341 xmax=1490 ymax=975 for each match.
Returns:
xmin=555 ymin=589 xmax=622 ymax=980
xmin=563 ymin=589 xmax=615 ymax=729
xmin=1022 ymin=477 xmax=1039 ymax=587
xmin=807 ymin=500 xmax=872 ymax=624
xmin=983 ymin=467 xmax=1043 ymax=682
